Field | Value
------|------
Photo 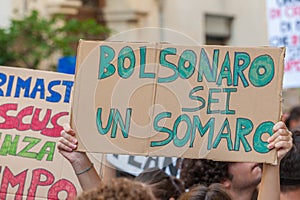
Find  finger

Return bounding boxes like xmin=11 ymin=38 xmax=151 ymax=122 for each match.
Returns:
xmin=273 ymin=121 xmax=287 ymax=132
xmin=268 ymin=128 xmax=291 ymax=143
xmin=267 ymin=140 xmax=276 ymax=149
xmin=59 ymin=137 xmax=77 ymax=150
xmin=273 ymin=135 xmax=291 ymax=144
xmin=277 ymin=128 xmax=291 ymax=136
xmin=280 ymin=128 xmax=290 ymax=136
xmin=61 ymin=130 xmax=78 ymax=144
xmin=268 ymin=135 xmax=291 ymax=149
xmin=268 ymin=131 xmax=279 ymax=143
xmin=277 ymin=142 xmax=293 ymax=159
xmin=268 ymin=128 xmax=291 ymax=145
xmin=63 ymin=123 xmax=76 ymax=136
xmin=57 ymin=141 xmax=73 ymax=152
xmin=274 ymin=140 xmax=293 ymax=150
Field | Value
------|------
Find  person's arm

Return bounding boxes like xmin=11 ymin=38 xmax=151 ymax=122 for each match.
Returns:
xmin=257 ymin=121 xmax=293 ymax=200
xmin=258 ymin=163 xmax=280 ymax=200
xmin=57 ymin=124 xmax=101 ymax=191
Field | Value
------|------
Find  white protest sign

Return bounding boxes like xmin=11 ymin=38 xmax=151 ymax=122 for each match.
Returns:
xmin=267 ymin=0 xmax=300 ymax=88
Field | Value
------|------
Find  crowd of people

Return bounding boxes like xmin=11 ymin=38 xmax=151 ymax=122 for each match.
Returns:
xmin=57 ymin=106 xmax=300 ymax=200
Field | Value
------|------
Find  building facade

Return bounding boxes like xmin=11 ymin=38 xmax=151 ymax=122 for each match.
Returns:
xmin=0 ymin=0 xmax=299 ymax=110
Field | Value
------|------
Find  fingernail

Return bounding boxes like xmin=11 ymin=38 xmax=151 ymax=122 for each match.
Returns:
xmin=268 ymin=138 xmax=273 ymax=143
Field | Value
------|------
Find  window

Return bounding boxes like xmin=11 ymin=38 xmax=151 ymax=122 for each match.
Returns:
xmin=205 ymin=14 xmax=233 ymax=45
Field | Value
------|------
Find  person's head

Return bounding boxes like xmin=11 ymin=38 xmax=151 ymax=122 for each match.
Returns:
xmin=280 ymin=129 xmax=300 ymax=197
xmin=178 ymin=183 xmax=232 ymax=200
xmin=76 ymin=178 xmax=155 ymax=200
xmin=285 ymin=106 xmax=300 ymax=130
xmin=225 ymin=162 xmax=262 ymax=191
xmin=180 ymin=159 xmax=261 ymax=195
xmin=135 ymin=167 xmax=184 ymax=200
xmin=180 ymin=159 xmax=231 ymax=189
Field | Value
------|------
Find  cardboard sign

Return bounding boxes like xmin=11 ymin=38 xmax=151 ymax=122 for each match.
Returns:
xmin=267 ymin=0 xmax=300 ymax=88
xmin=0 ymin=66 xmax=102 ymax=199
xmin=72 ymin=40 xmax=285 ymax=164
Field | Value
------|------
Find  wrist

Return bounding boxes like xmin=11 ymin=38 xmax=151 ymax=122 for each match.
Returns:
xmin=71 ymin=152 xmax=92 ymax=173
xmin=76 ymin=163 xmax=94 ymax=175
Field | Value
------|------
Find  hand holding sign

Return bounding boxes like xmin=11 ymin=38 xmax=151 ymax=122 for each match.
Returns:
xmin=257 ymin=122 xmax=293 ymax=200
xmin=58 ymin=124 xmax=80 ymax=163
xmin=267 ymin=121 xmax=293 ymax=161
xmin=58 ymin=124 xmax=101 ymax=191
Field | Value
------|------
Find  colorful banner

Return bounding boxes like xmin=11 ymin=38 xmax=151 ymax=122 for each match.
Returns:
xmin=0 ymin=66 xmax=101 ymax=199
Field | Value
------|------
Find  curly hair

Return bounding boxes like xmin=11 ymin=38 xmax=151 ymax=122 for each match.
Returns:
xmin=180 ymin=159 xmax=232 ymax=189
xmin=178 ymin=183 xmax=232 ymax=200
xmin=135 ymin=168 xmax=184 ymax=200
xmin=76 ymin=178 xmax=155 ymax=200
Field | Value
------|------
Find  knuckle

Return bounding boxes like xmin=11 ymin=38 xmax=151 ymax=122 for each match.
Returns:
xmin=275 ymin=141 xmax=283 ymax=148
xmin=62 ymin=131 xmax=69 ymax=138
xmin=279 ymin=129 xmax=284 ymax=135
xmin=278 ymin=121 xmax=285 ymax=127
xmin=58 ymin=139 xmax=64 ymax=144
xmin=66 ymin=140 xmax=72 ymax=147
xmin=64 ymin=133 xmax=72 ymax=140
xmin=274 ymin=121 xmax=285 ymax=131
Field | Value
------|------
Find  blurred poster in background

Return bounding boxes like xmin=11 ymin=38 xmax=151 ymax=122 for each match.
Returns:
xmin=267 ymin=0 xmax=300 ymax=88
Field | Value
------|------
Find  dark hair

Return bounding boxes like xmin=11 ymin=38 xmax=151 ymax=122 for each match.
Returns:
xmin=293 ymin=128 xmax=300 ymax=148
xmin=280 ymin=129 xmax=300 ymax=193
xmin=77 ymin=178 xmax=155 ymax=200
xmin=179 ymin=183 xmax=232 ymax=200
xmin=285 ymin=106 xmax=300 ymax=130
xmin=135 ymin=168 xmax=184 ymax=200
xmin=180 ymin=159 xmax=232 ymax=189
